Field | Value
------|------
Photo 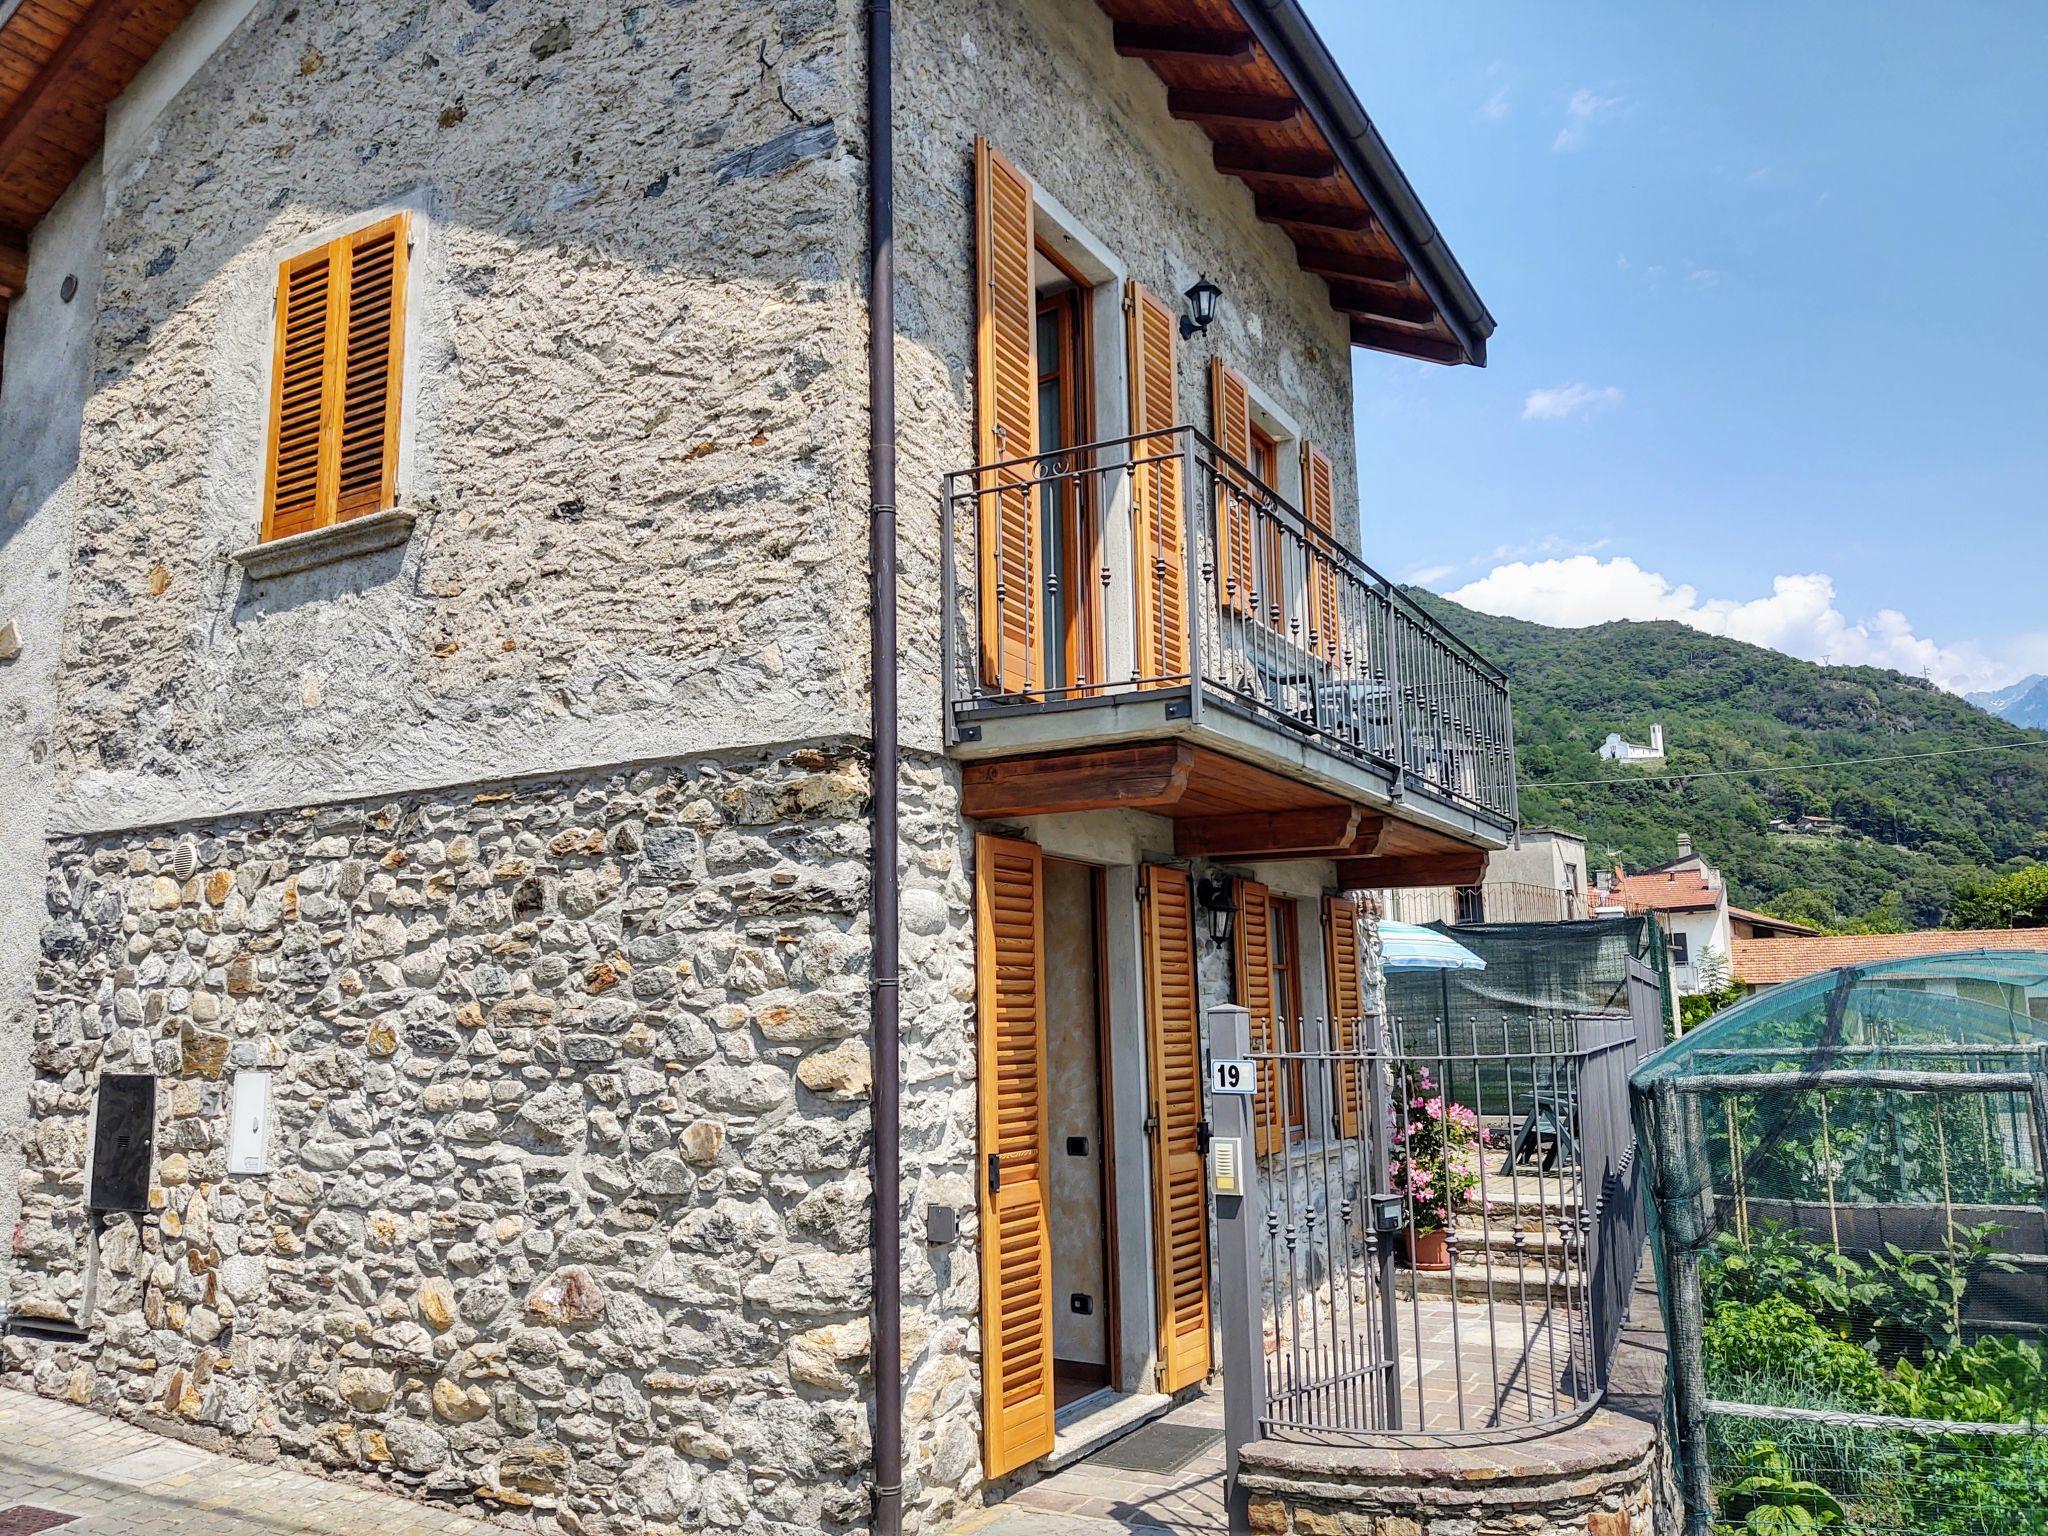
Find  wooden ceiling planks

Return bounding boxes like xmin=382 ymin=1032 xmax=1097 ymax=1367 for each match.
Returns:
xmin=0 ymin=0 xmax=203 ymax=237
xmin=1100 ymin=0 xmax=1469 ymax=364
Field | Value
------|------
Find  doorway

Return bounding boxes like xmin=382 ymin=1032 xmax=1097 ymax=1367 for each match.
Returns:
xmin=1042 ymin=856 xmax=1117 ymax=1407
xmin=1034 ymin=248 xmax=1103 ymax=697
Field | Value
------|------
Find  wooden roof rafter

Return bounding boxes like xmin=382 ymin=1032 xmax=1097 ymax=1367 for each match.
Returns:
xmin=1099 ymin=0 xmax=1493 ymax=366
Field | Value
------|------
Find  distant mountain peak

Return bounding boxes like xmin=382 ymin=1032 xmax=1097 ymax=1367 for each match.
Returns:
xmin=1967 ymin=674 xmax=2048 ymax=729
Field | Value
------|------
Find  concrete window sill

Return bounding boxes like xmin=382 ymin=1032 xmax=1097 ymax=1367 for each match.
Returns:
xmin=231 ymin=508 xmax=415 ymax=580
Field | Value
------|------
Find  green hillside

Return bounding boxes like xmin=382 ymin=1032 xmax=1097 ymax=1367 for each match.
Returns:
xmin=1409 ymin=590 xmax=2048 ymax=930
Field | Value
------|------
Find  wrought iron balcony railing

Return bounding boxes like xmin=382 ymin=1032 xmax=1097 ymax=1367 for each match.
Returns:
xmin=940 ymin=426 xmax=1518 ymax=828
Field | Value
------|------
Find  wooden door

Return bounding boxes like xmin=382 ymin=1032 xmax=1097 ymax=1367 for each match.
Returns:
xmin=1142 ymin=864 xmax=1213 ymax=1391
xmin=976 ymin=833 xmax=1056 ymax=1475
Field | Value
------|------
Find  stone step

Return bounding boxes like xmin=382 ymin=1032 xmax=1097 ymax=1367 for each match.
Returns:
xmin=1392 ymin=1261 xmax=1580 ymax=1307
xmin=1446 ymin=1224 xmax=1579 ymax=1271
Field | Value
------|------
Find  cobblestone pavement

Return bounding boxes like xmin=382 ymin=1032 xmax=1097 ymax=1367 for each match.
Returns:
xmin=0 ymin=1388 xmax=503 ymax=1536
xmin=949 ymin=1387 xmax=1227 ymax=1536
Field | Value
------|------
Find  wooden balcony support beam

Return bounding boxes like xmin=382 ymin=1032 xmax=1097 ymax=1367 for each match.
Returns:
xmin=1175 ymin=805 xmax=1374 ymax=860
xmin=962 ymin=742 xmax=1195 ymax=819
xmin=1167 ymin=88 xmax=1302 ymax=129
xmin=1256 ymin=195 xmax=1377 ymax=235
xmin=1112 ymin=23 xmax=1255 ymax=65
xmin=1336 ymin=849 xmax=1488 ymax=891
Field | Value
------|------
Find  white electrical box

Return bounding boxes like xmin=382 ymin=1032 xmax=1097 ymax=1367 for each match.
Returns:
xmin=228 ymin=1069 xmax=271 ymax=1175
xmin=1209 ymin=1136 xmax=1244 ymax=1196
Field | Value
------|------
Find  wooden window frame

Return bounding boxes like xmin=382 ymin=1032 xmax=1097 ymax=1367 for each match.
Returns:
xmin=260 ymin=212 xmax=411 ymax=544
xmin=1269 ymin=894 xmax=1307 ymax=1141
xmin=1033 ymin=276 xmax=1106 ymax=697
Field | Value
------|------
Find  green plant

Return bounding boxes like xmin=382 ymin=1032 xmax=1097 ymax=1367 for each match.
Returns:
xmin=1387 ymin=1068 xmax=1487 ymax=1234
xmin=1718 ymin=1441 xmax=1845 ymax=1531
xmin=1945 ymin=863 xmax=2048 ymax=929
xmin=1862 ymin=1223 xmax=2018 ymax=1358
xmin=1702 ymin=1297 xmax=1887 ymax=1410
xmin=1886 ymin=1335 xmax=2047 ymax=1423
xmin=1703 ymin=1222 xmax=1883 ymax=1337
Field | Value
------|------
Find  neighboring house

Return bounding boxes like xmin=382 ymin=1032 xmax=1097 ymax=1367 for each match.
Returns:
xmin=1598 ymin=724 xmax=1665 ymax=763
xmin=1384 ymin=825 xmax=1589 ymax=926
xmin=1728 ymin=906 xmax=1822 ymax=942
xmin=1734 ymin=929 xmax=2048 ymax=996
xmin=0 ymin=4 xmax=1507 ymax=1534
xmin=1603 ymin=853 xmax=1734 ymax=995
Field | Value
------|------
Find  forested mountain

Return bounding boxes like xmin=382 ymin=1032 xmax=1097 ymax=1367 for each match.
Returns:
xmin=1410 ymin=591 xmax=2048 ymax=930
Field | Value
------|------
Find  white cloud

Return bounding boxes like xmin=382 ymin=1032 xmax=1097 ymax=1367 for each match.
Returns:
xmin=1445 ymin=555 xmax=2041 ymax=694
xmin=1553 ymin=87 xmax=1624 ymax=152
xmin=1479 ymin=86 xmax=1512 ymax=122
xmin=1522 ymin=383 xmax=1624 ymax=422
xmin=1408 ymin=563 xmax=1458 ymax=587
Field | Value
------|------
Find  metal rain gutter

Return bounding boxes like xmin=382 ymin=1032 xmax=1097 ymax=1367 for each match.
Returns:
xmin=1236 ymin=0 xmax=1497 ymax=366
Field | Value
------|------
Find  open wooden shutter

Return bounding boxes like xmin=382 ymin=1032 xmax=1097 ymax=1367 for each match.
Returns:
xmin=1301 ymin=442 xmax=1341 ymax=663
xmin=1208 ymin=358 xmax=1255 ymax=616
xmin=974 ymin=138 xmax=1042 ymax=697
xmin=1142 ymin=864 xmax=1213 ymax=1392
xmin=1324 ymin=896 xmax=1365 ymax=1139
xmin=1127 ymin=282 xmax=1185 ymax=686
xmin=1232 ymin=878 xmax=1285 ymax=1156
xmin=262 ymin=213 xmax=408 ymax=542
xmin=975 ymin=833 xmax=1055 ymax=1476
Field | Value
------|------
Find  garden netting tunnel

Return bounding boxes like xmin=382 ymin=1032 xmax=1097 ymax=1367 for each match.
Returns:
xmin=1631 ymin=951 xmax=2048 ymax=1535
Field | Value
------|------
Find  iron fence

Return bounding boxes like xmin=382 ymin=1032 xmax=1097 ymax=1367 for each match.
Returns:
xmin=939 ymin=426 xmax=1518 ymax=827
xmin=1216 ymin=957 xmax=1661 ymax=1460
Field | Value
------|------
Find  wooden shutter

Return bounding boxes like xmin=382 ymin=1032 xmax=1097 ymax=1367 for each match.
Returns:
xmin=1324 ymin=896 xmax=1365 ymax=1139
xmin=1301 ymin=442 xmax=1341 ymax=663
xmin=974 ymin=139 xmax=1042 ymax=697
xmin=975 ymin=833 xmax=1055 ymax=1477
xmin=1142 ymin=865 xmax=1213 ymax=1392
xmin=1127 ymin=282 xmax=1185 ymax=686
xmin=261 ymin=213 xmax=409 ymax=542
xmin=1208 ymin=358 xmax=1255 ymax=616
xmin=1232 ymin=878 xmax=1285 ymax=1156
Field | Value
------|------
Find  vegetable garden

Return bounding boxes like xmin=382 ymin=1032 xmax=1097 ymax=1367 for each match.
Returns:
xmin=1631 ymin=952 xmax=2048 ymax=1535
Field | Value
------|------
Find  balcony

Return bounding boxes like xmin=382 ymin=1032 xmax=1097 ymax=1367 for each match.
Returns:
xmin=940 ymin=428 xmax=1518 ymax=865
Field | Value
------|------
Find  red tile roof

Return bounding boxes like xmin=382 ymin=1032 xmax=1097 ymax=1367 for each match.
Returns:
xmin=1609 ymin=868 xmax=1723 ymax=915
xmin=1728 ymin=905 xmax=1822 ymax=938
xmin=1733 ymin=929 xmax=2048 ymax=987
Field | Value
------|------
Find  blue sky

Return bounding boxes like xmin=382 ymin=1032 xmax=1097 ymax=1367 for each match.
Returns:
xmin=1310 ymin=3 xmax=2048 ymax=692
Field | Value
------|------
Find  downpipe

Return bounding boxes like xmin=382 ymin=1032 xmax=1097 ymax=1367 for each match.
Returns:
xmin=865 ymin=1 xmax=903 ymax=1534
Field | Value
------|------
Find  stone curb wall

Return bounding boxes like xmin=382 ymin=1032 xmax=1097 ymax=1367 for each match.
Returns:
xmin=1238 ymin=1278 xmax=1679 ymax=1536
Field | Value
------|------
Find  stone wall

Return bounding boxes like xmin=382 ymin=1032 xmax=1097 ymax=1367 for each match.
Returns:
xmin=4 ymin=744 xmax=977 ymax=1536
xmin=46 ymin=0 xmax=876 ymax=835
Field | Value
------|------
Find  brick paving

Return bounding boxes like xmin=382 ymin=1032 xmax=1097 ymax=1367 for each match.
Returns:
xmin=0 ymin=1388 xmax=501 ymax=1536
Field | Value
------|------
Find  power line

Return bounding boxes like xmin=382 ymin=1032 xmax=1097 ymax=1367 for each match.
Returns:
xmin=1530 ymin=736 xmax=2048 ymax=791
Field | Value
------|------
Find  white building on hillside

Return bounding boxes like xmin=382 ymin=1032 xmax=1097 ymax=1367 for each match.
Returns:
xmin=1599 ymin=724 xmax=1666 ymax=762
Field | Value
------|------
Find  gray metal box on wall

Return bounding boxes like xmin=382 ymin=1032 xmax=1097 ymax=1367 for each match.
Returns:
xmin=89 ymin=1073 xmax=156 ymax=1212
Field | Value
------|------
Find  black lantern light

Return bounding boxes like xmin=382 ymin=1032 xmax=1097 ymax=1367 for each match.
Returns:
xmin=1180 ymin=275 xmax=1222 ymax=340
xmin=1195 ymin=871 xmax=1238 ymax=946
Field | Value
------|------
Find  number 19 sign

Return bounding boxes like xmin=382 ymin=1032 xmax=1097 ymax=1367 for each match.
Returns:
xmin=1210 ymin=1057 xmax=1256 ymax=1095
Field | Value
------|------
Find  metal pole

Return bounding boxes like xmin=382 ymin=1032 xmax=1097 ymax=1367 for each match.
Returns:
xmin=1211 ymin=1003 xmax=1265 ymax=1536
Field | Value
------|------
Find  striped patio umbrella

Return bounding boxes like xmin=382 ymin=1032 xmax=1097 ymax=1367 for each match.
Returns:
xmin=1377 ymin=921 xmax=1487 ymax=972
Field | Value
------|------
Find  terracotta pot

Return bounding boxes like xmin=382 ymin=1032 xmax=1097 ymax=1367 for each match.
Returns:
xmin=1406 ymin=1227 xmax=1450 ymax=1271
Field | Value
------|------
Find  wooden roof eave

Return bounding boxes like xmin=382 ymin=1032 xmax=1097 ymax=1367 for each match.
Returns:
xmin=1106 ymin=0 xmax=1493 ymax=367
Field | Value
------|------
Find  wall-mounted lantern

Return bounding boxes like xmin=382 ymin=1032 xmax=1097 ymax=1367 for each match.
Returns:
xmin=1196 ymin=871 xmax=1238 ymax=946
xmin=1180 ymin=275 xmax=1222 ymax=340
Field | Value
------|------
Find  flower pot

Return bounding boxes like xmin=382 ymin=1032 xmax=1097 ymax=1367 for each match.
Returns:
xmin=1406 ymin=1227 xmax=1450 ymax=1271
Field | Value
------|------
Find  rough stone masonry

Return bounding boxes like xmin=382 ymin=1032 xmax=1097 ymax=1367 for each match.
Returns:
xmin=5 ymin=744 xmax=955 ymax=1536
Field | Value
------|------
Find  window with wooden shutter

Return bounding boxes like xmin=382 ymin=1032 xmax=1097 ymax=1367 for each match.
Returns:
xmin=1141 ymin=864 xmax=1212 ymax=1392
xmin=1232 ymin=878 xmax=1287 ymax=1156
xmin=261 ymin=213 xmax=410 ymax=543
xmin=975 ymin=833 xmax=1056 ymax=1476
xmin=974 ymin=139 xmax=1042 ymax=697
xmin=1126 ymin=281 xmax=1185 ymax=686
xmin=1324 ymin=895 xmax=1366 ymax=1139
xmin=1300 ymin=442 xmax=1342 ymax=663
xmin=1208 ymin=357 xmax=1256 ymax=616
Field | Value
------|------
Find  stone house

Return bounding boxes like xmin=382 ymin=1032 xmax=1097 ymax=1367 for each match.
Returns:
xmin=0 ymin=2 xmax=1510 ymax=1533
